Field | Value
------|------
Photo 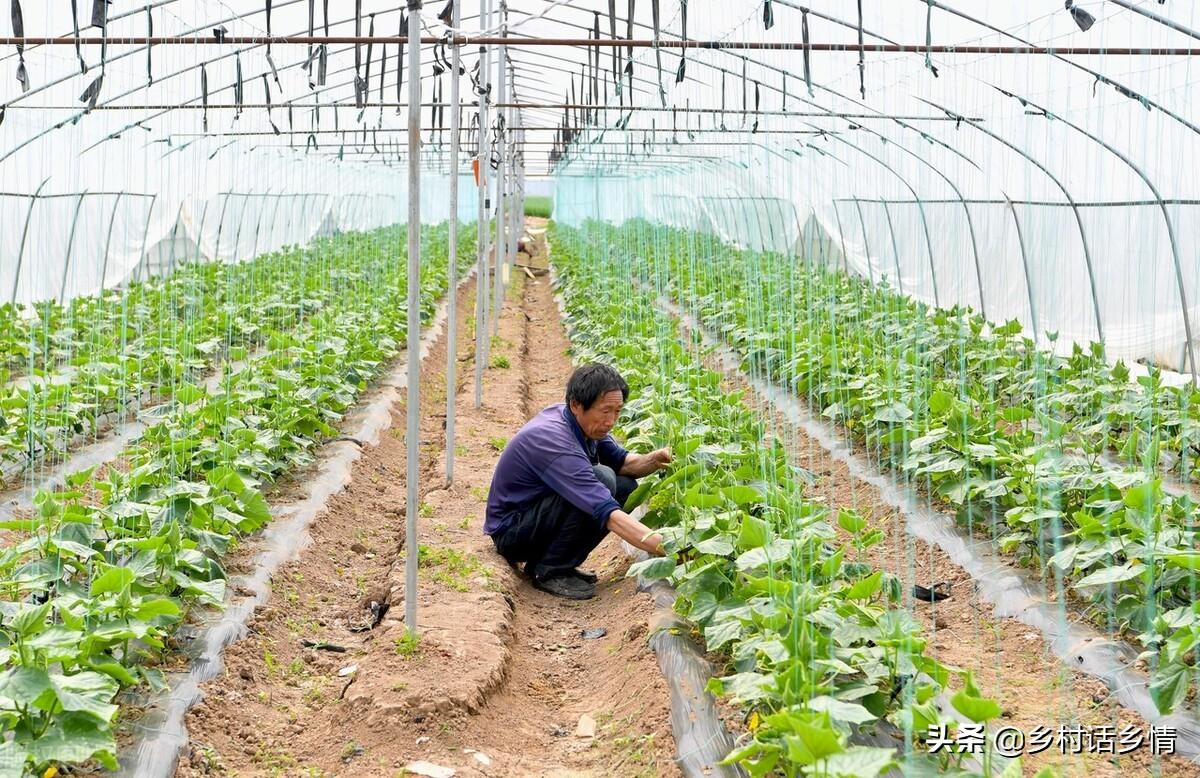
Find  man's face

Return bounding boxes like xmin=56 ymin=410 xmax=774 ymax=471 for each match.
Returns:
xmin=570 ymin=390 xmax=624 ymax=440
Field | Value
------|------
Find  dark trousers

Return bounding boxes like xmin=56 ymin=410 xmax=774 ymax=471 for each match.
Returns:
xmin=492 ymin=465 xmax=637 ymax=581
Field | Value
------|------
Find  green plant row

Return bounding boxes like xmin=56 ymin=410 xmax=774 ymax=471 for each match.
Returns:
xmin=0 ymin=224 xmax=475 ymax=777
xmin=0 ymin=230 xmax=414 ymax=484
xmin=583 ymin=219 xmax=1200 ymax=721
xmin=550 ymin=224 xmax=1022 ymax=778
xmin=523 ymin=196 xmax=553 ymax=219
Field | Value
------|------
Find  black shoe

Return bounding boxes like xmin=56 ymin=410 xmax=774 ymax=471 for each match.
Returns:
xmin=570 ymin=568 xmax=599 ymax=584
xmin=532 ymin=574 xmax=595 ymax=600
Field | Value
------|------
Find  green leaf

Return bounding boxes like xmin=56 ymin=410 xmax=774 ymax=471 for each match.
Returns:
xmin=1149 ymin=660 xmax=1190 ymax=715
xmin=873 ymin=402 xmax=912 ymax=424
xmin=846 ymin=571 xmax=882 ymax=601
xmin=693 ymin=536 xmax=735 ymax=557
xmin=89 ymin=565 xmax=134 ymax=597
xmin=704 ymin=617 xmax=744 ymax=652
xmin=999 ymin=758 xmax=1024 ymax=778
xmin=1000 ymin=406 xmax=1033 ymax=423
xmin=134 ymin=597 xmax=183 ymax=621
xmin=682 ymin=485 xmax=724 ymax=509
xmin=626 ymin=556 xmax=676 ymax=581
xmin=1165 ymin=554 xmax=1200 ymax=571
xmin=928 ymin=391 xmax=954 ymax=415
xmin=1073 ymin=562 xmax=1144 ymax=589
xmin=0 ymin=741 xmax=29 ymax=778
xmin=785 ymin=719 xmax=844 ymax=765
xmin=0 ymin=666 xmax=52 ymax=709
xmin=715 ymin=671 xmax=772 ymax=703
xmin=951 ymin=673 xmax=1002 ymax=723
xmin=26 ymin=711 xmax=118 ymax=770
xmin=623 ymin=477 xmax=656 ymax=511
xmin=807 ymin=695 xmax=877 ymax=725
xmin=1123 ymin=480 xmax=1162 ymax=512
xmin=9 ymin=602 xmax=52 ymax=637
xmin=51 ymin=671 xmax=119 ymax=723
xmin=721 ymin=485 xmax=763 ymax=507
xmin=173 ymin=381 xmax=205 ymax=406
xmin=736 ymin=515 xmax=769 ymax=550
xmin=817 ymin=747 xmax=897 ymax=777
xmin=837 ymin=509 xmax=867 ymax=534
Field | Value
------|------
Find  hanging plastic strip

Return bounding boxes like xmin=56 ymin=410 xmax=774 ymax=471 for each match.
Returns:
xmin=11 ymin=0 xmax=27 ymax=93
xmin=145 ymin=4 xmax=153 ymax=84
xmin=801 ymin=8 xmax=813 ymax=97
xmin=751 ymin=80 xmax=760 ymax=133
xmin=651 ymin=0 xmax=665 ymax=106
xmin=200 ymin=63 xmax=209 ymax=133
xmin=361 ymin=12 xmax=376 ymax=115
xmin=262 ymin=74 xmax=280 ymax=135
xmin=378 ymin=40 xmax=387 ymax=122
xmin=593 ymin=11 xmax=601 ymax=119
xmin=396 ymin=13 xmax=406 ymax=112
xmin=90 ymin=0 xmax=106 ymax=29
xmin=71 ymin=0 xmax=87 ymax=73
xmin=353 ymin=3 xmax=367 ymax=110
xmin=265 ymin=0 xmax=281 ymax=86
xmin=856 ymin=0 xmax=866 ymax=98
xmin=924 ymin=0 xmax=939 ymax=77
xmin=304 ymin=0 xmax=315 ymax=72
xmin=608 ymin=0 xmax=619 ymax=96
xmin=676 ymin=0 xmax=687 ymax=84
xmin=234 ymin=53 xmax=244 ymax=118
xmin=625 ymin=0 xmax=634 ymax=91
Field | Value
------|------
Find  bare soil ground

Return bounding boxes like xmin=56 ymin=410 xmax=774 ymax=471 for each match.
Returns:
xmin=177 ymin=225 xmax=678 ymax=777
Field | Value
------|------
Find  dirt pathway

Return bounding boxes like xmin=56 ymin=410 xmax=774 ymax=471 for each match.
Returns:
xmin=177 ymin=225 xmax=677 ymax=777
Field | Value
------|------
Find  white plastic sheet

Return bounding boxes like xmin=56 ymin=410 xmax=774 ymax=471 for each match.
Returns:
xmin=554 ymin=2 xmax=1200 ymax=370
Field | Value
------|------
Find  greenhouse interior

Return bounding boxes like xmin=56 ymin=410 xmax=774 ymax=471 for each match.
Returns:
xmin=2 ymin=1 xmax=1200 ymax=776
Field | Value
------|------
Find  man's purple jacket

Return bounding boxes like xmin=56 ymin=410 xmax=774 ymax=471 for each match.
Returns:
xmin=484 ymin=403 xmax=629 ymax=536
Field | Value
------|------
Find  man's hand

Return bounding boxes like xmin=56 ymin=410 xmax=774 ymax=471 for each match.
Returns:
xmin=647 ymin=447 xmax=672 ymax=470
xmin=606 ymin=510 xmax=665 ymax=556
xmin=619 ymin=447 xmax=673 ymax=478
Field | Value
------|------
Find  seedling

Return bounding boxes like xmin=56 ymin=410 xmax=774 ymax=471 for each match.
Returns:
xmin=394 ymin=631 xmax=422 ymax=658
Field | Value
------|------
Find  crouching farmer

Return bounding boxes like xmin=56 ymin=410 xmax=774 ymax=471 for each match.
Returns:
xmin=485 ymin=363 xmax=671 ymax=599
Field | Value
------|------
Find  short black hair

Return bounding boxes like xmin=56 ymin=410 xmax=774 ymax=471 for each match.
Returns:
xmin=565 ymin=363 xmax=629 ymax=410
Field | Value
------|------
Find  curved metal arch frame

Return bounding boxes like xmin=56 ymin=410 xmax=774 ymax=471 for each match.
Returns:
xmin=553 ymin=0 xmax=1194 ymax=376
xmin=918 ymin=96 xmax=1106 ymax=349
xmin=1015 ymin=92 xmax=1198 ymax=383
xmin=1003 ymin=192 xmax=1041 ymax=344
xmin=815 ymin=127 xmax=939 ymax=306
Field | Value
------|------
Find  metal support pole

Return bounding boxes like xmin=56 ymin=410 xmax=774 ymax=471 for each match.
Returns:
xmin=134 ymin=195 xmax=159 ymax=289
xmin=1005 ymin=195 xmax=1040 ymax=342
xmin=851 ymin=197 xmax=876 ymax=287
xmin=98 ymin=193 xmax=126 ymax=294
xmin=508 ymin=131 xmax=520 ymax=267
xmin=881 ymin=201 xmax=904 ymax=297
xmin=492 ymin=9 xmax=508 ymax=336
xmin=445 ymin=0 xmax=462 ymax=483
xmin=9 ymin=181 xmax=49 ymax=305
xmin=58 ymin=192 xmax=89 ymax=304
xmin=213 ymin=192 xmax=232 ymax=262
xmin=404 ymin=1 xmax=423 ymax=637
xmin=474 ymin=0 xmax=491 ymax=408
